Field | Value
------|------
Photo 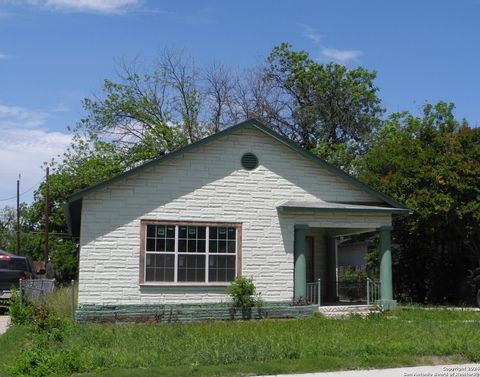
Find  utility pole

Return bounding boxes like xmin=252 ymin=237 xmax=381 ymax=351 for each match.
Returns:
xmin=16 ymin=175 xmax=20 ymax=255
xmin=44 ymin=167 xmax=49 ymax=266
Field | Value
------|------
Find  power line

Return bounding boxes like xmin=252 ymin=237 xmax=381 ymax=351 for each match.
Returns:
xmin=0 ymin=175 xmax=46 ymax=202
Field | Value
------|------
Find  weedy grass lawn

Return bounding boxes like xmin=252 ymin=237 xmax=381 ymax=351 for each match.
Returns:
xmin=0 ymin=308 xmax=479 ymax=376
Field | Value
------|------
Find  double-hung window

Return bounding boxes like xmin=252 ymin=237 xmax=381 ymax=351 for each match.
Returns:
xmin=141 ymin=221 xmax=240 ymax=284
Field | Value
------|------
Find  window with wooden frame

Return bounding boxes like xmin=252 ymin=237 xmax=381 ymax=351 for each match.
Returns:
xmin=140 ymin=221 xmax=242 ymax=285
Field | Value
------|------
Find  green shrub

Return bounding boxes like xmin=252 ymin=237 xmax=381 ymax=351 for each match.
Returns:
xmin=8 ymin=288 xmax=34 ymax=326
xmin=338 ymin=268 xmax=367 ymax=301
xmin=227 ymin=276 xmax=259 ymax=318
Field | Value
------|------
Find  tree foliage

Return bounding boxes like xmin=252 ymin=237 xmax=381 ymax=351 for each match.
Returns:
xmin=358 ymin=102 xmax=480 ymax=303
xmin=253 ymin=43 xmax=383 ymax=170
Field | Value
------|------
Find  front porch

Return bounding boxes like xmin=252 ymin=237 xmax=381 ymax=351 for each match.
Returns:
xmin=294 ymin=224 xmax=395 ymax=310
xmin=278 ymin=200 xmax=407 ymax=310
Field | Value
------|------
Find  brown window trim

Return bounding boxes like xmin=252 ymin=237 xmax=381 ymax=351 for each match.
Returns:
xmin=139 ymin=220 xmax=242 ymax=285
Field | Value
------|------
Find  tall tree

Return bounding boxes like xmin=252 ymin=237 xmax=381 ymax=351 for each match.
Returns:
xmin=358 ymin=102 xmax=480 ymax=303
xmin=246 ymin=43 xmax=384 ymax=169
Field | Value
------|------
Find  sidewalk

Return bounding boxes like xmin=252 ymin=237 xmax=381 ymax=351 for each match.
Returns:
xmin=258 ymin=363 xmax=480 ymax=377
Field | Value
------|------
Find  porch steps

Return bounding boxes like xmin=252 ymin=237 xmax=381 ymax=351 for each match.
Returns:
xmin=318 ymin=304 xmax=380 ymax=318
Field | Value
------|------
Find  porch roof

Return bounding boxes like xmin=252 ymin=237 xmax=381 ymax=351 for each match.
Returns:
xmin=277 ymin=200 xmax=410 ymax=215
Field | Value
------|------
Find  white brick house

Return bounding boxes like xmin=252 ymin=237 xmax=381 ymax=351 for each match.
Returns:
xmin=66 ymin=119 xmax=408 ymax=311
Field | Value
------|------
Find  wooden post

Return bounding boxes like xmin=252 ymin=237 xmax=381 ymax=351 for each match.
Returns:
xmin=71 ymin=280 xmax=75 ymax=321
xmin=44 ymin=167 xmax=49 ymax=266
xmin=19 ymin=278 xmax=23 ymax=305
xmin=16 ymin=177 xmax=20 ymax=255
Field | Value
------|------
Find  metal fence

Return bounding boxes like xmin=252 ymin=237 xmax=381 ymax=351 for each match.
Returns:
xmin=19 ymin=278 xmax=55 ymax=303
xmin=306 ymin=279 xmax=321 ymax=306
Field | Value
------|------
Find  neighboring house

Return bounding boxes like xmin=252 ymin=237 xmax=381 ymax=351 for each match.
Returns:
xmin=66 ymin=119 xmax=408 ymax=314
xmin=337 ymin=239 xmax=375 ymax=270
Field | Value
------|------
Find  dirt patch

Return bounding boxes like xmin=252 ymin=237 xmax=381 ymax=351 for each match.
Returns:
xmin=416 ymin=355 xmax=470 ymax=365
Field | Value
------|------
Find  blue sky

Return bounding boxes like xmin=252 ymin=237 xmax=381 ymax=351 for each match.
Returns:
xmin=0 ymin=0 xmax=479 ymax=205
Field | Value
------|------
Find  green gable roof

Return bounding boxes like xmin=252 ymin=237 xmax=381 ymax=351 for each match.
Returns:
xmin=65 ymin=118 xmax=407 ymax=236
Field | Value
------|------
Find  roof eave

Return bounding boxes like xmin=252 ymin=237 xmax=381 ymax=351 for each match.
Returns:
xmin=278 ymin=206 xmax=411 ymax=215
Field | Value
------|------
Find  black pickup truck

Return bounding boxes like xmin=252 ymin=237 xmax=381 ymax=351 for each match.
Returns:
xmin=0 ymin=252 xmax=34 ymax=299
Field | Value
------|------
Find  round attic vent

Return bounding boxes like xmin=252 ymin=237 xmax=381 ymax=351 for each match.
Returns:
xmin=241 ymin=153 xmax=259 ymax=170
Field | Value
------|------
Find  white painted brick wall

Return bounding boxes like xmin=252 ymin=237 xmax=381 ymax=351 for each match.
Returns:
xmin=78 ymin=126 xmax=392 ymax=305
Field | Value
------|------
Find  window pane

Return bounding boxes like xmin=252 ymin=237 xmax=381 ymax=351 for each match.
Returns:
xmin=198 ymin=227 xmax=206 ymax=239
xmin=178 ymin=255 xmax=206 ymax=282
xmin=217 ymin=269 xmax=226 ymax=281
xmin=209 ymin=240 xmax=217 ymax=253
xmin=218 ymin=227 xmax=227 ymax=239
xmin=146 ymin=267 xmax=155 ymax=281
xmin=166 ymin=226 xmax=175 ymax=238
xmin=209 ymin=255 xmax=236 ymax=282
xmin=197 ymin=239 xmax=206 ymax=253
xmin=178 ymin=239 xmax=187 ymax=253
xmin=188 ymin=240 xmax=196 ymax=252
xmin=188 ymin=226 xmax=197 ymax=237
xmin=227 ymin=227 xmax=236 ymax=240
xmin=156 ymin=239 xmax=165 ymax=252
xmin=166 ymin=239 xmax=175 ymax=252
xmin=227 ymin=240 xmax=235 ymax=253
xmin=145 ymin=253 xmax=174 ymax=282
xmin=157 ymin=226 xmax=166 ymax=237
xmin=147 ymin=225 xmax=155 ymax=237
xmin=165 ymin=268 xmax=174 ymax=282
xmin=218 ymin=240 xmax=227 ymax=253
xmin=179 ymin=226 xmax=187 ymax=239
xmin=226 ymin=269 xmax=235 ymax=281
xmin=209 ymin=227 xmax=217 ymax=240
xmin=227 ymin=255 xmax=235 ymax=268
xmin=146 ymin=239 xmax=155 ymax=252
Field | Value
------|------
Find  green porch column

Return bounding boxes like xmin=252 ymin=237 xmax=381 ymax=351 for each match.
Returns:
xmin=326 ymin=236 xmax=338 ymax=302
xmin=379 ymin=225 xmax=396 ymax=309
xmin=294 ymin=225 xmax=308 ymax=299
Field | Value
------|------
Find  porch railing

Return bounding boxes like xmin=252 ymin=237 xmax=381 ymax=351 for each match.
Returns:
xmin=306 ymin=279 xmax=321 ymax=306
xmin=366 ymin=278 xmax=380 ymax=305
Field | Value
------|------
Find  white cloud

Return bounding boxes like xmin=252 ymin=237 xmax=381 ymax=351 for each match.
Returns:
xmin=299 ymin=23 xmax=362 ymax=64
xmin=320 ymin=48 xmax=362 ymax=64
xmin=0 ymin=104 xmax=48 ymax=128
xmin=45 ymin=0 xmax=141 ymax=13
xmin=0 ymin=53 xmax=9 ymax=59
xmin=0 ymin=103 xmax=72 ymax=205
xmin=299 ymin=23 xmax=323 ymax=45
xmin=2 ymin=0 xmax=142 ymax=14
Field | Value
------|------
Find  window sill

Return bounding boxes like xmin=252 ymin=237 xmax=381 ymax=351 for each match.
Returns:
xmin=140 ymin=282 xmax=230 ymax=288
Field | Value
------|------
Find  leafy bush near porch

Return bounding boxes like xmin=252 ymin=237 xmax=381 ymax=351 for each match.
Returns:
xmin=2 ymin=308 xmax=480 ymax=376
xmin=338 ymin=267 xmax=368 ymax=301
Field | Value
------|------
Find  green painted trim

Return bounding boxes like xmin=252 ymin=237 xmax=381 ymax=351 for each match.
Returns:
xmin=66 ymin=118 xmax=408 ymax=234
xmin=279 ymin=206 xmax=409 ymax=215
xmin=379 ymin=226 xmax=393 ymax=302
xmin=66 ymin=119 xmax=407 ymax=209
xmin=379 ymin=225 xmax=394 ymax=231
xmin=379 ymin=299 xmax=397 ymax=310
xmin=294 ymin=226 xmax=307 ymax=299
xmin=294 ymin=224 xmax=308 ymax=230
xmin=67 ymin=119 xmax=258 ymax=204
xmin=248 ymin=121 xmax=408 ymax=210
xmin=75 ymin=302 xmax=318 ymax=323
